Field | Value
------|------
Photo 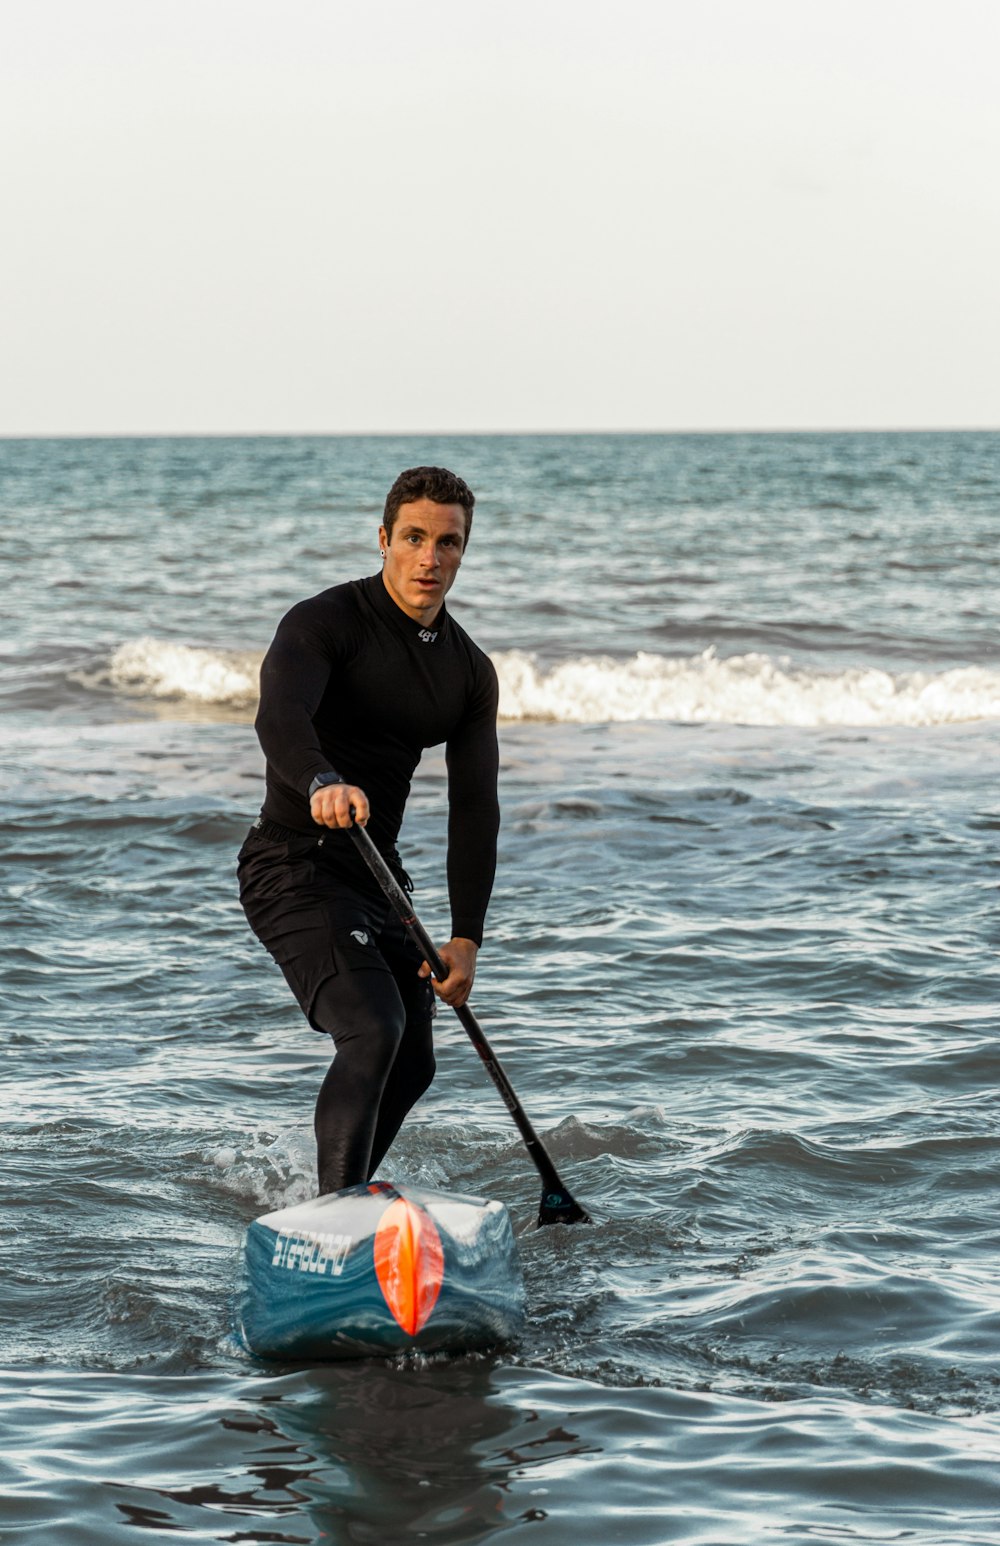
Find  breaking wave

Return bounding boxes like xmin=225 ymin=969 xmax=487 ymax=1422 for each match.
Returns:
xmin=88 ymin=638 xmax=1000 ymax=728
xmin=496 ymin=649 xmax=1000 ymax=727
xmin=85 ymin=639 xmax=260 ymax=708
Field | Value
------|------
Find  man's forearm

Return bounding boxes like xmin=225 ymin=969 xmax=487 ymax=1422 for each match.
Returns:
xmin=447 ymin=796 xmax=500 ymax=945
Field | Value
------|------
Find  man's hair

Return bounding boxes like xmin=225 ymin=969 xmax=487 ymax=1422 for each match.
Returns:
xmin=383 ymin=466 xmax=475 ymax=544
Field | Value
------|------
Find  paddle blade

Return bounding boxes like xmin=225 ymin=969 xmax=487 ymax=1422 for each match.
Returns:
xmin=538 ymin=1188 xmax=591 ymax=1227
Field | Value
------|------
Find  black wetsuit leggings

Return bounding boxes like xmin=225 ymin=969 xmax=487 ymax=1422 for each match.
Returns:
xmin=237 ymin=825 xmax=436 ymax=1193
xmin=310 ymin=955 xmax=435 ymax=1193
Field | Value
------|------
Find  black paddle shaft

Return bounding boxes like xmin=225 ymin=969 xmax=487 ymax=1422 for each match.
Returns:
xmin=346 ymin=822 xmax=589 ymax=1227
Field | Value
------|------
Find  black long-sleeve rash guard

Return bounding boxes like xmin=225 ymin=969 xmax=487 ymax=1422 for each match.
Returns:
xmin=254 ymin=571 xmax=500 ymax=946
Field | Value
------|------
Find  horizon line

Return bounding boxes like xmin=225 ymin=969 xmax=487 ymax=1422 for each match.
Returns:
xmin=1 ymin=424 xmax=998 ymax=442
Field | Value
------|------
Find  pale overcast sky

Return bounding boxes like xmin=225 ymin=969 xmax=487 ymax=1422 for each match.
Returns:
xmin=2 ymin=0 xmax=998 ymax=435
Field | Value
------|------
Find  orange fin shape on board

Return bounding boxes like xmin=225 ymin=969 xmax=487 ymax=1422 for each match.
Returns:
xmin=373 ymin=1196 xmax=445 ymax=1336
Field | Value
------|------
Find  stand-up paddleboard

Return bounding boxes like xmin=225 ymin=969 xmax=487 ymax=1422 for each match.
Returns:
xmin=239 ymin=1181 xmax=525 ymax=1360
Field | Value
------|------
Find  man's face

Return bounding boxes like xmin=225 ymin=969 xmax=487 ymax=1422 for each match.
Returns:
xmin=379 ymin=499 xmax=467 ymax=625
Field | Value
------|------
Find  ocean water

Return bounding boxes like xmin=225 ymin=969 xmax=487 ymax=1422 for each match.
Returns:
xmin=1 ymin=431 xmax=999 ymax=1544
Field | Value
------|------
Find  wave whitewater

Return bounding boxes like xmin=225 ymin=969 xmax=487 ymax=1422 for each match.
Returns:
xmin=93 ymin=638 xmax=1000 ymax=728
xmin=496 ymin=649 xmax=1000 ymax=727
xmin=96 ymin=639 xmax=261 ymax=708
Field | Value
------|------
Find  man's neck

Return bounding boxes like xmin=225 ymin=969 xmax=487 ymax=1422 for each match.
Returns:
xmin=380 ymin=570 xmax=443 ymax=628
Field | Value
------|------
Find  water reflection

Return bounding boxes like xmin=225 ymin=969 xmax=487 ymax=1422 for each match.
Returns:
xmin=245 ymin=1359 xmax=596 ymax=1540
xmin=94 ymin=1360 xmax=595 ymax=1541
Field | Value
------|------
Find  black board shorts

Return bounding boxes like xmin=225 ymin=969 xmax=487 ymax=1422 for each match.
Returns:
xmin=237 ymin=823 xmax=434 ymax=1036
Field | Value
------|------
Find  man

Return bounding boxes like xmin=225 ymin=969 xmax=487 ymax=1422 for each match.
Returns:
xmin=237 ymin=466 xmax=499 ymax=1197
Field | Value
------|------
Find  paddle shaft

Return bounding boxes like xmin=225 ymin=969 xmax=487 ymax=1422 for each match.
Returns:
xmin=347 ymin=821 xmax=587 ymax=1220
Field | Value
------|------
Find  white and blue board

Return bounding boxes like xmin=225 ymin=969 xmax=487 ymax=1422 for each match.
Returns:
xmin=239 ymin=1181 xmax=525 ymax=1360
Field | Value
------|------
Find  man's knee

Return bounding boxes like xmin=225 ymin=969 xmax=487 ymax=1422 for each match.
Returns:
xmin=312 ymin=977 xmax=405 ymax=1078
xmin=366 ymin=1013 xmax=407 ymax=1077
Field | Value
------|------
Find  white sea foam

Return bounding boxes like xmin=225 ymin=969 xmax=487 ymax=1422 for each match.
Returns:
xmin=96 ymin=638 xmax=1000 ymax=728
xmin=104 ymin=638 xmax=260 ymax=706
xmin=203 ymin=1128 xmax=317 ymax=1211
xmin=493 ymin=649 xmax=1000 ymax=728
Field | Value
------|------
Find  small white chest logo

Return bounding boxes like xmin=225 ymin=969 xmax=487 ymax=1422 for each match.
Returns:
xmin=417 ymin=628 xmax=438 ymax=643
xmin=350 ymin=929 xmax=369 ymax=945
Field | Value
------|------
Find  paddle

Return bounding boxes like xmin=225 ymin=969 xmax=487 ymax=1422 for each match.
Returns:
xmin=346 ymin=820 xmax=590 ymax=1227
